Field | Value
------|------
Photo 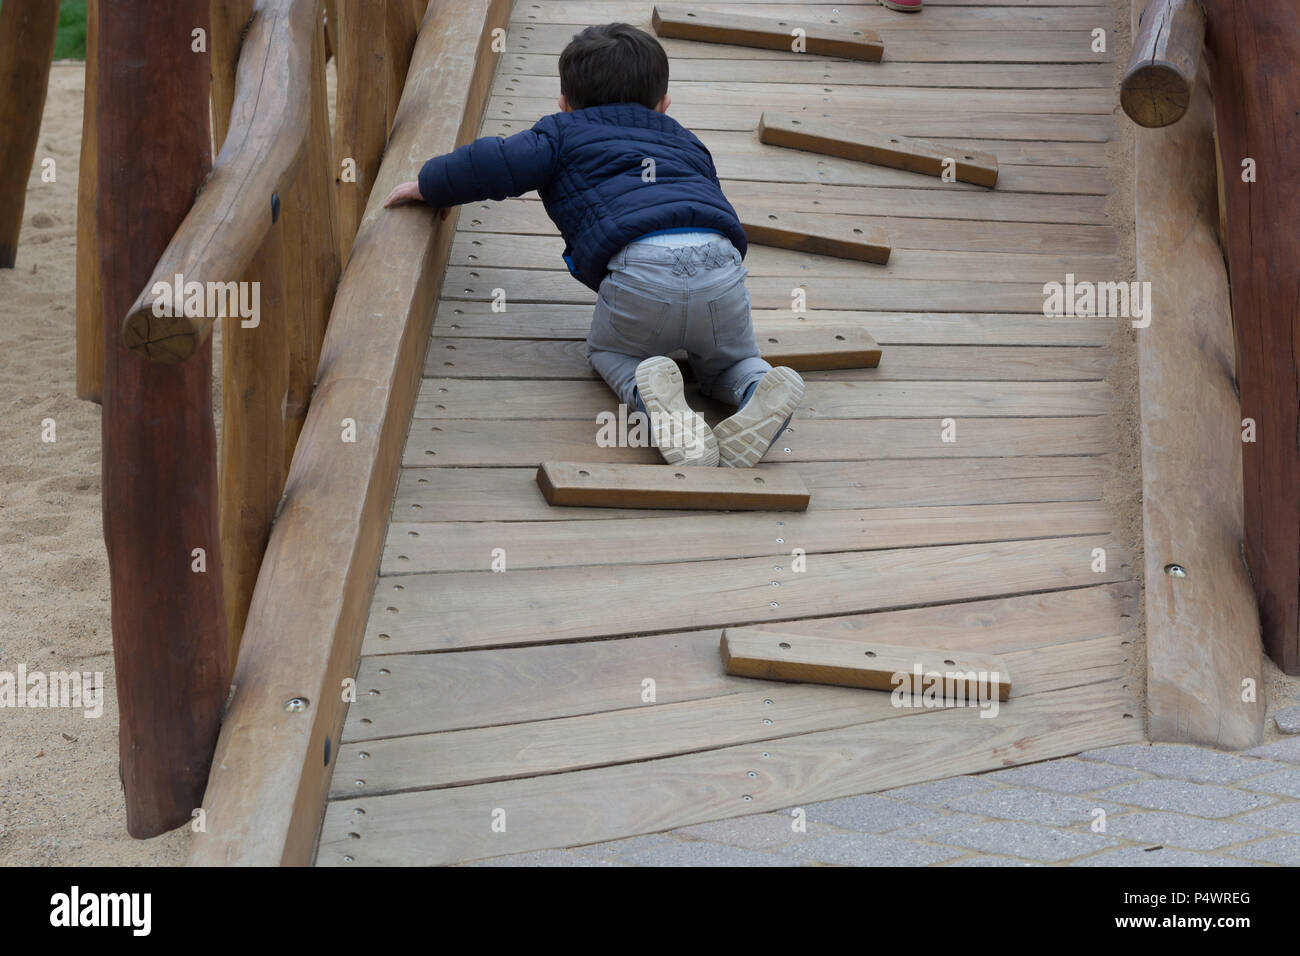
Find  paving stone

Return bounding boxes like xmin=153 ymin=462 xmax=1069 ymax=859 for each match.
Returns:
xmin=945 ymin=788 xmax=1124 ymax=827
xmin=1102 ymin=811 xmax=1270 ymax=850
xmin=984 ymin=758 xmax=1146 ymax=794
xmin=1071 ymin=847 xmax=1254 ymax=867
xmin=801 ymin=794 xmax=942 ymax=833
xmin=879 ymin=775 xmax=1002 ymax=806
xmin=787 ymin=831 xmax=964 ymax=866
xmin=944 ymin=855 xmax=1042 ymax=867
xmin=1225 ymin=835 xmax=1300 ymax=865
xmin=1232 ymin=802 xmax=1300 ymax=834
xmin=1079 ymin=743 xmax=1284 ymax=784
xmin=885 ymin=811 xmax=989 ymax=843
xmin=461 ymin=849 xmax=625 ymax=867
xmin=1099 ymin=779 xmax=1277 ymax=818
xmin=939 ymin=820 xmax=1117 ymax=862
xmin=1242 ymin=736 xmax=1300 ymax=762
xmin=1239 ymin=769 xmax=1300 ymax=799
xmin=674 ymin=812 xmax=813 ymax=850
xmin=1274 ymin=706 xmax=1300 ymax=735
xmin=578 ymin=833 xmax=685 ymax=860
xmin=613 ymin=840 xmax=801 ymax=867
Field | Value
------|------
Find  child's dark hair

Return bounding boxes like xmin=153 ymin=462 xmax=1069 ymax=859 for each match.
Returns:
xmin=558 ymin=23 xmax=669 ymax=110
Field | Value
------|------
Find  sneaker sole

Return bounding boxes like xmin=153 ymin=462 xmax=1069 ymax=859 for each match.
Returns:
xmin=633 ymin=357 xmax=719 ymax=467
xmin=714 ymin=367 xmax=805 ymax=468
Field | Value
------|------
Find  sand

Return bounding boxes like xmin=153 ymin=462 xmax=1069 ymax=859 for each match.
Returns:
xmin=0 ymin=63 xmax=190 ymax=866
xmin=2 ymin=39 xmax=1296 ymax=867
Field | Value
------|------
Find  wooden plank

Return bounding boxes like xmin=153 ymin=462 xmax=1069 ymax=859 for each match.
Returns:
xmin=433 ymin=303 xmax=1116 ymax=347
xmin=363 ymin=535 xmax=1130 ymax=652
xmin=75 ymin=0 xmax=104 ymax=402
xmin=1206 ymin=0 xmax=1300 ymax=676
xmin=494 ymin=54 xmax=1115 ymax=89
xmin=722 ymin=628 xmax=1012 ymax=699
xmin=451 ymin=234 xmax=1120 ymax=281
xmin=460 ymin=198 xmax=1118 ymax=254
xmin=97 ymin=0 xmax=230 ymax=840
xmin=442 ymin=268 xmax=1056 ymax=313
xmin=0 ymin=0 xmax=59 ymax=267
xmin=1121 ymin=0 xmax=1204 ymax=128
xmin=651 ymin=5 xmax=883 ymax=61
xmin=536 ymin=461 xmax=810 ymax=512
xmin=759 ymin=112 xmax=998 ymax=188
xmin=508 ymin=24 xmax=1112 ymax=64
xmin=529 ymin=3 xmax=1108 ymax=32
xmin=333 ymin=0 xmax=388 ymax=264
xmin=403 ymin=417 xmax=1111 ymax=467
xmin=334 ymin=635 xmax=1121 ymax=796
xmin=498 ymin=75 xmax=1115 ymax=117
xmin=391 ymin=457 xmax=1109 ymax=522
xmin=490 ymin=96 xmax=1116 ymax=141
xmin=317 ymin=680 xmax=1143 ymax=865
xmin=420 ymin=339 xmax=1116 ymax=382
xmin=383 ymin=500 xmax=1112 ymax=573
xmin=739 ymin=209 xmax=890 ymax=263
xmin=415 ymin=379 xmax=1112 ymax=421
xmin=344 ymin=583 xmax=1136 ymax=738
xmin=1134 ymin=11 xmax=1264 ymax=745
xmin=188 ymin=0 xmax=514 ymax=868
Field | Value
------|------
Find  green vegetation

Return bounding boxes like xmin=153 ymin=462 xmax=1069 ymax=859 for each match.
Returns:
xmin=53 ymin=0 xmax=88 ymax=61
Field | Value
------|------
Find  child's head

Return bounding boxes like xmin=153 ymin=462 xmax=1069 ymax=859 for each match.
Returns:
xmin=558 ymin=23 xmax=670 ymax=112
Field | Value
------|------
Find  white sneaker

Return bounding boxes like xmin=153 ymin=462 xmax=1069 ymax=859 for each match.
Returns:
xmin=633 ymin=356 xmax=719 ymax=466
xmin=714 ymin=367 xmax=805 ymax=468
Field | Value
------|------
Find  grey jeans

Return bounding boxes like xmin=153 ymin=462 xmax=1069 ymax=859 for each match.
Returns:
xmin=585 ymin=240 xmax=772 ymax=408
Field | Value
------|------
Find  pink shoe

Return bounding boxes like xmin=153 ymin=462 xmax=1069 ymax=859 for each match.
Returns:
xmin=878 ymin=0 xmax=922 ymax=11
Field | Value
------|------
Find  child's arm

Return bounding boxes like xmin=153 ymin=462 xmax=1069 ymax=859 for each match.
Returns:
xmin=383 ymin=123 xmax=559 ymax=211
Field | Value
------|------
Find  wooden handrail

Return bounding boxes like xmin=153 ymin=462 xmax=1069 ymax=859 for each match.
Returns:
xmin=120 ymin=0 xmax=319 ymax=363
xmin=1121 ymin=0 xmax=1205 ymax=128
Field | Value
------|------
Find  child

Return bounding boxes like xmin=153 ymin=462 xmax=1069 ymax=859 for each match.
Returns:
xmin=384 ymin=22 xmax=804 ymax=468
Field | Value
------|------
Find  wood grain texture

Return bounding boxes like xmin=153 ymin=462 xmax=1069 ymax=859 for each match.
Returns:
xmin=344 ymin=584 xmax=1136 ymax=739
xmin=721 ymin=628 xmax=1012 ymax=699
xmin=0 ymin=0 xmax=59 ymax=268
xmin=317 ymin=680 xmax=1142 ymax=865
xmin=362 ymin=535 xmax=1129 ymax=653
xmin=1205 ymin=0 xmax=1300 ymax=674
xmin=760 ymin=113 xmax=999 ymax=188
xmin=1121 ymin=0 xmax=1204 ymax=128
xmin=188 ymin=0 xmax=513 ymax=867
xmin=97 ymin=0 xmax=230 ymax=839
xmin=536 ymin=461 xmax=810 ymax=512
xmin=120 ymin=0 xmax=319 ymax=362
xmin=651 ymin=5 xmax=883 ymax=61
xmin=1134 ymin=3 xmax=1264 ymax=744
xmin=739 ymin=208 xmax=890 ymax=263
xmin=75 ymin=0 xmax=103 ymax=401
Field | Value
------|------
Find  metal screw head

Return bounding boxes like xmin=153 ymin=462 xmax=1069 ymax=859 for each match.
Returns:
xmin=761 ymin=752 xmax=770 ymax=758
xmin=1165 ymin=563 xmax=1188 ymax=578
xmin=742 ymin=795 xmax=753 ymax=801
xmin=285 ymin=697 xmax=309 ymax=713
xmin=358 ymin=752 xmax=369 ymax=760
xmin=748 ymin=771 xmax=758 ymax=778
xmin=770 ymin=601 xmax=779 ymax=608
xmin=343 ymin=855 xmax=354 ymax=863
xmin=763 ymin=718 xmax=773 ymax=726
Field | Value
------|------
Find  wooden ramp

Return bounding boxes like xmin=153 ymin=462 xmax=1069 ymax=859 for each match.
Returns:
xmin=316 ymin=0 xmax=1142 ymax=866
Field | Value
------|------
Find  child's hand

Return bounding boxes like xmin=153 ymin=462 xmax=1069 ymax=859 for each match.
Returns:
xmin=383 ymin=181 xmax=449 ymax=220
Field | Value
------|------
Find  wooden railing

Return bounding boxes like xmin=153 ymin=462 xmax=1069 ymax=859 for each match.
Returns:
xmin=78 ymin=0 xmax=428 ymax=837
xmin=1122 ymin=0 xmax=1300 ymax=686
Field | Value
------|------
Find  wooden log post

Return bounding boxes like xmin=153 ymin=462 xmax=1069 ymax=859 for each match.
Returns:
xmin=1121 ymin=0 xmax=1205 ymax=128
xmin=119 ymin=0 xmax=317 ymax=363
xmin=333 ymin=0 xmax=389 ymax=265
xmin=283 ymin=16 xmax=340 ymax=466
xmin=0 ymin=0 xmax=60 ymax=268
xmin=75 ymin=0 xmax=104 ymax=402
xmin=1204 ymin=0 xmax=1300 ymax=674
xmin=97 ymin=0 xmax=231 ymax=838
